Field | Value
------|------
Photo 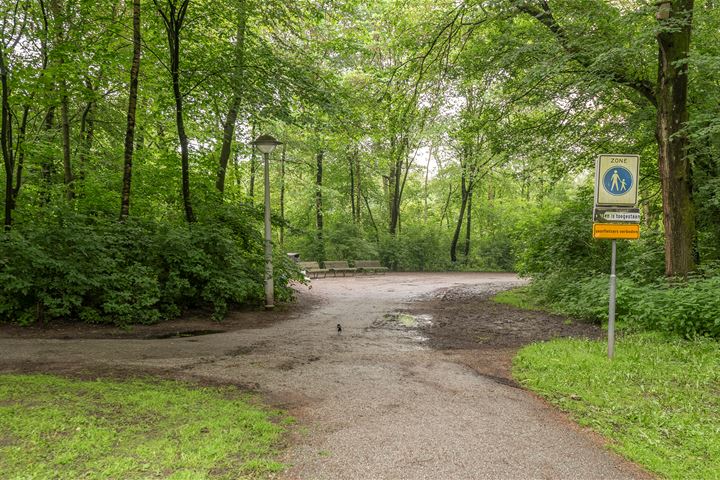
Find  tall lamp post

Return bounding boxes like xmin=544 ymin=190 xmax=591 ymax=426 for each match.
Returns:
xmin=252 ymin=134 xmax=283 ymax=309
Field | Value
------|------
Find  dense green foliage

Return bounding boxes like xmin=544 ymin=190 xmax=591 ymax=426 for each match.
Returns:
xmin=0 ymin=210 xmax=300 ymax=325
xmin=513 ymin=334 xmax=720 ymax=479
xmin=1 ymin=0 xmax=718 ymax=325
xmin=511 ymin=188 xmax=720 ymax=338
xmin=0 ymin=374 xmax=288 ymax=478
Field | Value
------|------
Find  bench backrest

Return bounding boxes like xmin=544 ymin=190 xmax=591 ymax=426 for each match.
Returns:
xmin=298 ymin=261 xmax=321 ymax=269
xmin=324 ymin=260 xmax=351 ymax=269
xmin=355 ymin=260 xmax=383 ymax=268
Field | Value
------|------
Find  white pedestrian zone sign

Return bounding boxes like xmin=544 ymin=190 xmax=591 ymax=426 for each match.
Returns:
xmin=594 ymin=154 xmax=639 ymax=206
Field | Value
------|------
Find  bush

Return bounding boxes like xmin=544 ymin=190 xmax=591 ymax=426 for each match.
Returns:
xmin=324 ymin=223 xmax=378 ymax=262
xmin=512 ymin=188 xmax=609 ymax=277
xmin=378 ymin=225 xmax=451 ymax=271
xmin=628 ymin=277 xmax=720 ymax=338
xmin=473 ymin=233 xmax=515 ymax=271
xmin=0 ymin=209 xmax=301 ymax=326
xmin=528 ymin=273 xmax=720 ymax=339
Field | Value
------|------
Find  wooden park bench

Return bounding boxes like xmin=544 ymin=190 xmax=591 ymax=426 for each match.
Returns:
xmin=324 ymin=260 xmax=357 ymax=277
xmin=298 ymin=261 xmax=329 ymax=279
xmin=355 ymin=260 xmax=389 ymax=274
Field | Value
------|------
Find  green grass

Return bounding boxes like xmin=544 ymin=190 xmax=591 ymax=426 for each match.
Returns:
xmin=513 ymin=334 xmax=720 ymax=479
xmin=493 ymin=286 xmax=543 ymax=310
xmin=0 ymin=375 xmax=289 ymax=479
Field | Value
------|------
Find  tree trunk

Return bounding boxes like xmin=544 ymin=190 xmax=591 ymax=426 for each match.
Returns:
xmin=155 ymin=0 xmax=195 ymax=223
xmin=450 ymin=173 xmax=469 ymax=263
xmin=440 ymin=186 xmax=454 ymax=229
xmin=215 ymin=0 xmax=247 ymax=195
xmin=355 ymin=147 xmax=361 ymax=221
xmin=60 ymin=90 xmax=73 ymax=200
xmin=173 ymin=47 xmax=194 ymax=222
xmin=78 ymin=78 xmax=96 ymax=187
xmin=348 ymin=148 xmax=356 ymax=222
xmin=249 ymin=124 xmax=256 ymax=202
xmin=120 ymin=0 xmax=141 ymax=220
xmin=656 ymin=0 xmax=695 ymax=276
xmin=12 ymin=105 xmax=29 ymax=209
xmin=388 ymin=146 xmax=403 ymax=235
xmin=233 ymin=147 xmax=242 ymax=186
xmin=47 ymin=0 xmax=73 ymax=200
xmin=463 ymin=188 xmax=473 ymax=260
xmin=1 ymin=48 xmax=13 ymax=230
xmin=424 ymin=144 xmax=433 ymax=224
xmin=315 ymin=150 xmax=325 ymax=262
xmin=280 ymin=143 xmax=286 ymax=245
xmin=40 ymin=106 xmax=55 ymax=205
xmin=39 ymin=0 xmax=53 ymax=205
xmin=361 ymin=188 xmax=378 ymax=239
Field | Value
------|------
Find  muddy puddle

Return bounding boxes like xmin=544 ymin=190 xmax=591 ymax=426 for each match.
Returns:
xmin=371 ymin=312 xmax=433 ymax=343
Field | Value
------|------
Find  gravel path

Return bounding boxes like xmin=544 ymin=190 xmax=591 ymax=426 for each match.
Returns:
xmin=0 ymin=273 xmax=649 ymax=479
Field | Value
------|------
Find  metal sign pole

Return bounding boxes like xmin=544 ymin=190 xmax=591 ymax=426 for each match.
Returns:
xmin=608 ymin=239 xmax=617 ymax=359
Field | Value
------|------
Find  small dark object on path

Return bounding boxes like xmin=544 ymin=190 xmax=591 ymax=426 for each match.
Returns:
xmin=337 ymin=324 xmax=342 ymax=334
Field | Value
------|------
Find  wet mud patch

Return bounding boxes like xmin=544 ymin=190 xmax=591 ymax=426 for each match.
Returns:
xmin=406 ymin=286 xmax=602 ymax=381
xmin=371 ymin=313 xmax=435 ymax=344
xmin=372 ymin=313 xmax=433 ymax=330
xmin=145 ymin=329 xmax=226 ymax=339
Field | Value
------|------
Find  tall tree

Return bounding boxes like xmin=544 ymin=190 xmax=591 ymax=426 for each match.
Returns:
xmin=315 ymin=149 xmax=325 ymax=262
xmin=153 ymin=0 xmax=195 ymax=223
xmin=1 ymin=0 xmax=28 ymax=229
xmin=216 ymin=0 xmax=248 ymax=195
xmin=120 ymin=0 xmax=141 ymax=220
xmin=47 ymin=0 xmax=74 ymax=200
xmin=655 ymin=0 xmax=695 ymax=276
xmin=516 ymin=0 xmax=697 ymax=276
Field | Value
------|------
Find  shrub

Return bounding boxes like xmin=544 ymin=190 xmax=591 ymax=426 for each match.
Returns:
xmin=378 ymin=226 xmax=451 ymax=271
xmin=473 ymin=233 xmax=515 ymax=271
xmin=627 ymin=277 xmax=720 ymax=338
xmin=0 ymin=209 xmax=301 ymax=326
xmin=528 ymin=273 xmax=720 ymax=339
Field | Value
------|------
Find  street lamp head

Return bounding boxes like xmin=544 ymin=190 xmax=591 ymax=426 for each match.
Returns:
xmin=252 ymin=134 xmax=282 ymax=154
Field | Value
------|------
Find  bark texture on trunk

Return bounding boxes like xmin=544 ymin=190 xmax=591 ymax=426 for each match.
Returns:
xmin=155 ymin=0 xmax=195 ymax=223
xmin=349 ymin=149 xmax=356 ymax=223
xmin=249 ymin=124 xmax=256 ymax=202
xmin=315 ymin=150 xmax=325 ymax=262
xmin=120 ymin=0 xmax=141 ymax=220
xmin=463 ymin=189 xmax=473 ymax=259
xmin=388 ymin=136 xmax=409 ymax=235
xmin=280 ymin=143 xmax=286 ymax=245
xmin=656 ymin=0 xmax=695 ymax=276
xmin=12 ymin=105 xmax=29 ymax=210
xmin=450 ymin=171 xmax=469 ymax=263
xmin=216 ymin=0 xmax=247 ymax=195
xmin=60 ymin=90 xmax=73 ymax=199
xmin=78 ymin=78 xmax=97 ymax=187
xmin=1 ymin=48 xmax=13 ymax=230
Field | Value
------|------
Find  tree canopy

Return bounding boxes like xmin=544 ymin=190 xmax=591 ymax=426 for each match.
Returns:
xmin=1 ymin=0 xmax=719 ymax=328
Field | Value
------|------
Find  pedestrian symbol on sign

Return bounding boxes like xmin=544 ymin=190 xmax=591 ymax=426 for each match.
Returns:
xmin=603 ymin=167 xmax=633 ymax=196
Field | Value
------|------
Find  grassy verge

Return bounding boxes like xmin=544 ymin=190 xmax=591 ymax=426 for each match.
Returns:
xmin=493 ymin=286 xmax=543 ymax=311
xmin=0 ymin=374 xmax=290 ymax=479
xmin=512 ymin=333 xmax=720 ymax=479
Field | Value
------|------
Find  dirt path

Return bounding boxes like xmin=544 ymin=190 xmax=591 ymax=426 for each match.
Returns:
xmin=0 ymin=273 xmax=648 ymax=479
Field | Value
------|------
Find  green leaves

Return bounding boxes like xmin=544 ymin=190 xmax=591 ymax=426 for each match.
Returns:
xmin=0 ymin=209 xmax=301 ymax=326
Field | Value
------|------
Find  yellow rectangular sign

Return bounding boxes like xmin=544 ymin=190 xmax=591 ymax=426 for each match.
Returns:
xmin=593 ymin=223 xmax=640 ymax=240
